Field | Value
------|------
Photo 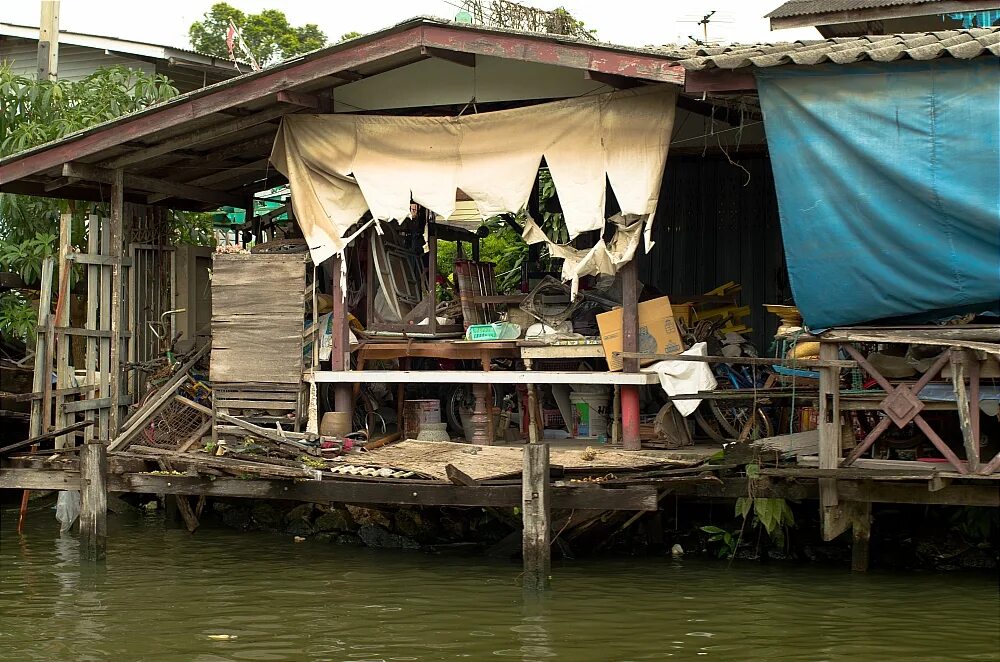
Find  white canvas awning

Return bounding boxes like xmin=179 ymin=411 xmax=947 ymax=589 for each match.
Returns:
xmin=270 ymin=86 xmax=677 ymax=277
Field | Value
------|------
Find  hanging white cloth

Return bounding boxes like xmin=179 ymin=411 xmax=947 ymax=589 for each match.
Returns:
xmin=645 ymin=342 xmax=718 ymax=417
xmin=270 ymin=86 xmax=677 ymax=269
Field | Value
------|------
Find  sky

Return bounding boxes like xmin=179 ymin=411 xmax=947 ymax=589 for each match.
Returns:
xmin=1 ymin=1 xmax=819 ymax=51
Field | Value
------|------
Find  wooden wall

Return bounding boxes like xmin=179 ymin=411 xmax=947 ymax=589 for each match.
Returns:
xmin=210 ymin=254 xmax=306 ymax=385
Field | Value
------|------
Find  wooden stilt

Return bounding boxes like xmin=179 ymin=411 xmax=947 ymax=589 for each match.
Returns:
xmin=951 ymin=350 xmax=979 ymax=472
xmin=525 ymin=358 xmax=540 ymax=444
xmin=818 ymin=342 xmax=848 ymax=540
xmin=522 ymin=442 xmax=550 ymax=590
xmin=79 ymin=439 xmax=108 ymax=561
xmin=851 ymin=501 xmax=872 ymax=572
xmin=108 ymin=169 xmax=124 ymax=437
xmin=620 ymin=260 xmax=640 ymax=451
xmin=54 ymin=212 xmax=73 ymax=448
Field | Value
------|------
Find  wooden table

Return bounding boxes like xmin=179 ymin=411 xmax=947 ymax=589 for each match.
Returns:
xmin=351 ymin=340 xmax=521 ymax=445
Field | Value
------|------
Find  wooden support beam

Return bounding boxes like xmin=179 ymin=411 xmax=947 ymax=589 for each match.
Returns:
xmin=330 ymin=254 xmax=352 ymax=413
xmin=44 ymin=177 xmax=79 ymax=192
xmin=99 ymin=104 xmax=292 ymax=170
xmin=276 ymin=90 xmax=323 ymax=109
xmin=108 ymin=169 xmax=124 ymax=438
xmin=522 ymin=443 xmax=550 ymax=590
xmin=79 ymin=440 xmax=108 ymax=561
xmin=309 ymin=370 xmax=657 ymax=385
xmin=97 ymin=473 xmax=659 ymax=511
xmin=420 ymin=25 xmax=684 ymax=84
xmin=62 ymin=162 xmax=243 ymax=208
xmin=684 ymin=69 xmax=757 ymax=94
xmin=146 ymin=158 xmax=271 ymax=203
xmin=818 ymin=342 xmax=847 ymax=540
xmin=54 ymin=210 xmax=73 ymax=448
xmin=420 ymin=46 xmax=476 ymax=67
xmin=951 ymin=350 xmax=980 ymax=472
xmin=584 ymin=70 xmax=642 ymax=89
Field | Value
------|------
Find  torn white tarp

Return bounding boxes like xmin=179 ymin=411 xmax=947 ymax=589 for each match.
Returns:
xmin=644 ymin=342 xmax=717 ymax=417
xmin=270 ymin=86 xmax=676 ymax=267
xmin=522 ymin=213 xmax=645 ymax=298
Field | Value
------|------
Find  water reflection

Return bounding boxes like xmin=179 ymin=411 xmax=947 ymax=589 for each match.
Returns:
xmin=1 ymin=512 xmax=997 ymax=662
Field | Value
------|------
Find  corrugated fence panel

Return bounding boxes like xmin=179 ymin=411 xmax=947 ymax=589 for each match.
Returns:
xmin=640 ymin=155 xmax=789 ymax=349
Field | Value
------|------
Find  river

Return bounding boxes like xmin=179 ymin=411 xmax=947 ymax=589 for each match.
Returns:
xmin=2 ymin=508 xmax=998 ymax=661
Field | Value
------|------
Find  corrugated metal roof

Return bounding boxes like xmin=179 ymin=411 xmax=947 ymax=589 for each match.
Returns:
xmin=766 ymin=0 xmax=943 ymax=19
xmin=671 ymin=27 xmax=999 ymax=70
xmin=0 ymin=21 xmax=242 ymax=67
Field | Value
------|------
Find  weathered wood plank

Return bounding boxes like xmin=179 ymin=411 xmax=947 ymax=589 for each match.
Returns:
xmin=308 ymin=370 xmax=659 ymax=385
xmin=104 ymin=474 xmax=659 ymax=510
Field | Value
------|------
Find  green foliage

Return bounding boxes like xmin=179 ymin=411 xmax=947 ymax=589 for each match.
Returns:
xmin=339 ymin=31 xmax=363 ymax=42
xmin=0 ymin=231 xmax=55 ymax=283
xmin=701 ymin=525 xmax=738 ymax=558
xmin=0 ymin=291 xmax=37 ymax=342
xmin=736 ymin=496 xmax=796 ymax=547
xmin=549 ymin=7 xmax=598 ymax=40
xmin=0 ymin=64 xmax=177 ymax=156
xmin=170 ymin=210 xmax=216 ymax=247
xmin=188 ymin=3 xmax=327 ymax=65
xmin=434 ymin=168 xmax=570 ymax=294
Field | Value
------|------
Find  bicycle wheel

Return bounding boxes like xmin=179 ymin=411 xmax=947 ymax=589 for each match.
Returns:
xmin=710 ymin=399 xmax=773 ymax=441
xmin=694 ymin=406 xmax=727 ymax=443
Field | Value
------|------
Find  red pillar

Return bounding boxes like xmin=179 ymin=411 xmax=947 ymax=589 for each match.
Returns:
xmin=621 ymin=259 xmax=640 ymax=451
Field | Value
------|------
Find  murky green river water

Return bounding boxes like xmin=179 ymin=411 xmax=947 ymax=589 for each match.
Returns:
xmin=1 ymin=508 xmax=998 ymax=662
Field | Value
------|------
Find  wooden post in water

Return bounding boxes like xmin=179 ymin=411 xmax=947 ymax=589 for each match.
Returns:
xmin=522 ymin=442 xmax=551 ymax=590
xmin=80 ymin=439 xmax=108 ymax=561
xmin=851 ymin=502 xmax=872 ymax=572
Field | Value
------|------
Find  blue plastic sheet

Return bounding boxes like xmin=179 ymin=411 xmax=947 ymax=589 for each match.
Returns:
xmin=757 ymin=59 xmax=1000 ymax=328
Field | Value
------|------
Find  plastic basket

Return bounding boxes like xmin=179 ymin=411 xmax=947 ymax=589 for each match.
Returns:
xmin=465 ymin=322 xmax=520 ymax=341
xmin=467 ymin=324 xmax=500 ymax=341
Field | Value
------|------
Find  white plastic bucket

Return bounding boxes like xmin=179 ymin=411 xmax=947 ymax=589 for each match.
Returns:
xmin=403 ymin=399 xmax=441 ymax=439
xmin=570 ymin=392 xmax=610 ymax=439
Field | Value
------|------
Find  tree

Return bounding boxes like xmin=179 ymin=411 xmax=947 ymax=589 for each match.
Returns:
xmin=189 ymin=3 xmax=327 ymax=65
xmin=339 ymin=31 xmax=363 ymax=43
xmin=0 ymin=65 xmax=184 ymax=342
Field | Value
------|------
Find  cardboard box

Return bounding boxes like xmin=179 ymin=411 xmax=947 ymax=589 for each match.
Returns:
xmin=597 ymin=295 xmax=684 ymax=371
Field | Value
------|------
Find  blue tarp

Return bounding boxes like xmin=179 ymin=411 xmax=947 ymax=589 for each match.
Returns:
xmin=757 ymin=59 xmax=1000 ymax=328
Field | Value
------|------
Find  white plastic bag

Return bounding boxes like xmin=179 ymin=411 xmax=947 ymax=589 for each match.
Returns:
xmin=55 ymin=490 xmax=81 ymax=533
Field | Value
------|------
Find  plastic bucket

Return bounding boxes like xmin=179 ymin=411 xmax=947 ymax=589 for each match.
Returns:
xmin=403 ymin=399 xmax=441 ymax=439
xmin=570 ymin=392 xmax=610 ymax=439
